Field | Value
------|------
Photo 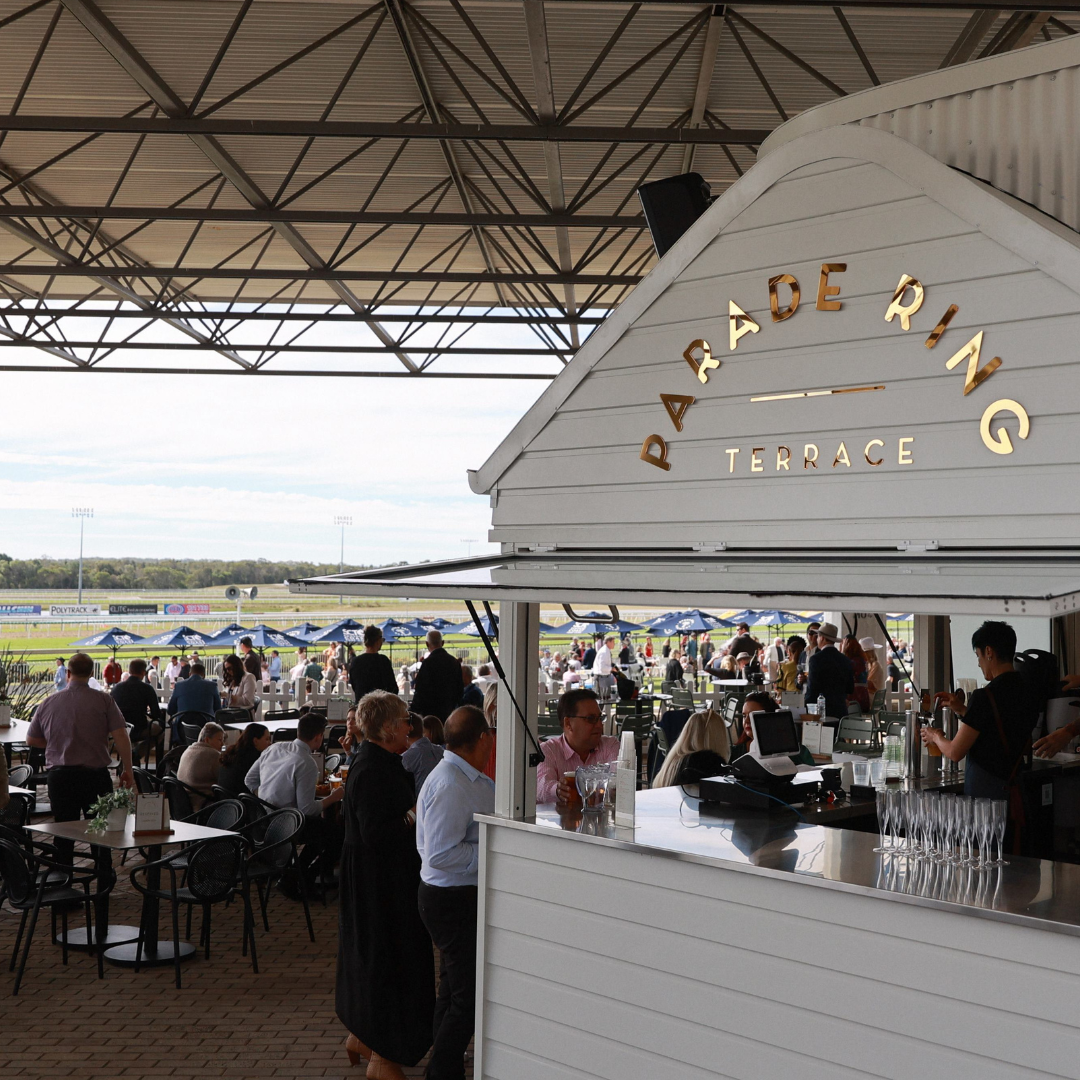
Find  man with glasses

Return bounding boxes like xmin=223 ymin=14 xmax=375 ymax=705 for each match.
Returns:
xmin=535 ymin=688 xmax=620 ymax=804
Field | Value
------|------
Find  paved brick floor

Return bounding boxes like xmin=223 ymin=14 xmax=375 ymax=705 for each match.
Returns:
xmin=0 ymin=849 xmax=469 ymax=1080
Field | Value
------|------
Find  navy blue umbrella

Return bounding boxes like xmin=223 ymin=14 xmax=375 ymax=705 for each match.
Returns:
xmin=218 ymin=624 xmax=310 ymax=651
xmin=751 ymin=610 xmax=807 ymax=627
xmin=308 ymin=618 xmax=367 ymax=645
xmin=284 ymin=621 xmax=324 ymax=640
xmin=448 ymin=614 xmax=500 ymax=638
xmin=205 ymin=623 xmax=253 ymax=646
xmin=550 ymin=612 xmax=643 ymax=636
xmin=136 ymin=625 xmax=216 ymax=649
xmin=646 ymin=610 xmax=734 ymax=635
xmin=69 ymin=627 xmax=145 ymax=653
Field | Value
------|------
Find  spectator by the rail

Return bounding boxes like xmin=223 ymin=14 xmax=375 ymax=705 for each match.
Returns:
xmin=410 ymin=631 xmax=463 ymax=722
xmin=53 ymin=657 xmax=67 ymax=690
xmin=459 ymin=665 xmax=483 ymax=710
xmin=110 ymin=658 xmax=163 ymax=767
xmin=348 ymin=625 xmax=398 ymax=703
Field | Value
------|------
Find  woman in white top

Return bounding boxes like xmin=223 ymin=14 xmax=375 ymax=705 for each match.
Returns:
xmin=221 ymin=653 xmax=259 ymax=718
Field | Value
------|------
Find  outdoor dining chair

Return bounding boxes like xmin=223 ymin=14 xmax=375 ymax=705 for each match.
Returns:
xmin=7 ymin=763 xmax=32 ymax=789
xmin=130 ymin=835 xmax=246 ymax=990
xmin=0 ymin=837 xmax=115 ymax=995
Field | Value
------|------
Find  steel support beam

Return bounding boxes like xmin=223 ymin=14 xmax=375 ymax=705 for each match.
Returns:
xmin=0 ymin=339 xmax=573 ymax=355
xmin=384 ymin=0 xmax=508 ymax=307
xmin=939 ymin=9 xmax=999 ymax=65
xmin=681 ymin=5 xmax=725 ymax=173
xmin=524 ymin=0 xmax=578 ymax=346
xmin=0 ymin=205 xmax=643 ymax=228
xmin=0 ymin=265 xmax=641 ymax=285
xmin=58 ymin=0 xmax=419 ymax=373
xmin=0 ymin=308 xmax=606 ymax=325
xmin=0 ymin=364 xmax=557 ymax=379
xmin=0 ymin=114 xmax=774 ymax=144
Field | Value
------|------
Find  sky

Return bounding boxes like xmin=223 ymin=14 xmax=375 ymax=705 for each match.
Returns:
xmin=0 ymin=342 xmax=550 ymax=566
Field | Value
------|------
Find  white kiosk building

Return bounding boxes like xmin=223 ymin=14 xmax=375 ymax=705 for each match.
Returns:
xmin=296 ymin=38 xmax=1080 ymax=1080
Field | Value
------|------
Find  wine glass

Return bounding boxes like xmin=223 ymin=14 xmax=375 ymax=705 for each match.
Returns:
xmin=990 ymin=798 xmax=1009 ymax=866
xmin=898 ymin=790 xmax=916 ymax=854
xmin=912 ymin=791 xmax=929 ymax=857
xmin=575 ymin=767 xmax=598 ymax=809
xmin=874 ymin=789 xmax=891 ymax=852
xmin=974 ymin=798 xmax=993 ymax=869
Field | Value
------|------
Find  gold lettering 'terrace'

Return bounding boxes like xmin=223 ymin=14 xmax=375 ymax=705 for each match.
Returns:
xmin=776 ymin=446 xmax=791 ymax=471
xmin=804 ymin=443 xmax=819 ymax=470
xmin=768 ymin=275 xmax=800 ymax=323
xmin=816 ymin=263 xmax=847 ymax=310
xmin=725 ymin=448 xmax=740 ymax=473
xmin=640 ymin=435 xmax=670 ymax=471
xmin=833 ymin=442 xmax=852 ymax=468
xmin=864 ymin=439 xmax=884 ymax=466
xmin=728 ymin=301 xmax=760 ymax=351
xmin=750 ymin=448 xmax=764 ymax=472
xmin=883 ymin=274 xmax=925 ymax=331
xmin=898 ymin=437 xmax=915 ymax=465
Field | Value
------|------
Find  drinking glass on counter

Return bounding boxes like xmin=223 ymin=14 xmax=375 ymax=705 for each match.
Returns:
xmin=937 ymin=793 xmax=956 ymax=862
xmin=974 ymin=798 xmax=993 ymax=869
xmin=874 ymin=790 xmax=891 ymax=852
xmin=990 ymin=798 xmax=1009 ymax=866
xmin=957 ymin=796 xmax=976 ymax=865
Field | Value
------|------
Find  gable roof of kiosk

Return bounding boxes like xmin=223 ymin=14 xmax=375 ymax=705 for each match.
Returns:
xmin=293 ymin=39 xmax=1080 ymax=612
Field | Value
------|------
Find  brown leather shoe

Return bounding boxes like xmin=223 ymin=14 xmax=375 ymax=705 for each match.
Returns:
xmin=345 ymin=1034 xmax=371 ymax=1067
xmin=365 ymin=1051 xmax=408 ymax=1080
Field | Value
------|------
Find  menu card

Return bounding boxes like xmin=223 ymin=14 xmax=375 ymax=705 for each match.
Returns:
xmin=801 ymin=721 xmax=834 ymax=755
xmin=134 ymin=792 xmax=171 ymax=835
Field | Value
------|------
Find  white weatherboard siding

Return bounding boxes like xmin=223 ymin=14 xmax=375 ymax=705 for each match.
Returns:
xmin=759 ymin=34 xmax=1080 ymax=234
xmin=480 ymin=126 xmax=1080 ymax=550
xmin=478 ymin=821 xmax=1080 ymax=1080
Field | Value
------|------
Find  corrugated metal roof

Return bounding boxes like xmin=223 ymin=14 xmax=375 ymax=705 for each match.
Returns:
xmin=0 ymin=0 xmax=1076 ymax=373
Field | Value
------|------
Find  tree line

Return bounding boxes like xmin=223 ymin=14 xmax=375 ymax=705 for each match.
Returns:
xmin=0 ymin=555 xmax=405 ymax=591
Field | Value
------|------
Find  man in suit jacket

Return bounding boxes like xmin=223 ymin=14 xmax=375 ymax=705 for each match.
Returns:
xmin=411 ymin=630 xmax=464 ymax=721
xmin=804 ymin=622 xmax=854 ymax=720
xmin=166 ymin=662 xmax=222 ymax=742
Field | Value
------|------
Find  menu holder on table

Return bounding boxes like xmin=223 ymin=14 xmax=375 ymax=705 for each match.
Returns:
xmin=327 ymin=697 xmax=349 ymax=721
xmin=134 ymin=792 xmax=173 ymax=835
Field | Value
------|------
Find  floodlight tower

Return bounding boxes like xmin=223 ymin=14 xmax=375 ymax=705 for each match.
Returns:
xmin=72 ymin=507 xmax=93 ymax=603
xmin=334 ymin=516 xmax=352 ymax=606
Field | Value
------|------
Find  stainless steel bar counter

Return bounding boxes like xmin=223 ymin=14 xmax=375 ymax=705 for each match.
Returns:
xmin=473 ymin=788 xmax=1080 ymax=1080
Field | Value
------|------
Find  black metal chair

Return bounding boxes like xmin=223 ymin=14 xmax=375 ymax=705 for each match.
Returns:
xmin=237 ymin=791 xmax=277 ymax=832
xmin=186 ymin=799 xmax=243 ymax=831
xmin=325 ymin=724 xmax=347 ymax=752
xmin=323 ymin=753 xmax=342 ymax=774
xmin=180 ymin=722 xmax=203 ymax=746
xmin=236 ymin=808 xmax=312 ymax=971
xmin=129 ymin=835 xmax=247 ymax=989
xmin=172 ymin=711 xmax=214 ymax=747
xmin=7 ymin=763 xmax=32 ymax=788
xmin=132 ymin=767 xmax=161 ymax=794
xmin=0 ymin=837 xmax=115 ymax=994
xmin=161 ymin=776 xmax=199 ymax=820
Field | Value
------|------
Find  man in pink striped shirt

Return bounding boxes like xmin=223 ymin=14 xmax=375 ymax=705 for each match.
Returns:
xmin=536 ymin=689 xmax=620 ymax=804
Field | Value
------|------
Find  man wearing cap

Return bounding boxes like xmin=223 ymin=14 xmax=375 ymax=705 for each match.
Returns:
xmin=803 ymin=622 xmax=854 ymax=721
xmin=592 ymin=634 xmax=616 ymax=701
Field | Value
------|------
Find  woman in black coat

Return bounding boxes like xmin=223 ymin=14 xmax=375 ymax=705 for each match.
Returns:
xmin=216 ymin=723 xmax=270 ymax=794
xmin=337 ymin=690 xmax=433 ymax=1080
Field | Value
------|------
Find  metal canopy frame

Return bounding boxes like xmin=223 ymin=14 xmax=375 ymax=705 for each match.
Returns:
xmin=0 ymin=0 xmax=1073 ymax=379
xmin=289 ymin=548 xmax=1080 ymax=618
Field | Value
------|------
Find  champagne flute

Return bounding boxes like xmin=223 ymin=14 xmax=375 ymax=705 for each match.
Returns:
xmin=991 ymin=798 xmax=1009 ymax=866
xmin=959 ymin=796 xmax=976 ymax=865
xmin=874 ymin=789 xmax=891 ymax=852
xmin=974 ymin=798 xmax=993 ymax=870
xmin=937 ymin=793 xmax=956 ymax=863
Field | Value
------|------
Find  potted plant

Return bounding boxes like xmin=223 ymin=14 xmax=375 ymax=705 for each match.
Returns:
xmin=87 ymin=787 xmax=137 ymax=832
xmin=0 ymin=646 xmax=50 ymax=726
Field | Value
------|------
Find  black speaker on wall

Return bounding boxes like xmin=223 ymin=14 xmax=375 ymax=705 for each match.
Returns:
xmin=637 ymin=172 xmax=714 ymax=258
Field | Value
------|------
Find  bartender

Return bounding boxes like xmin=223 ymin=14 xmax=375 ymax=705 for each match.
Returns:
xmin=921 ymin=620 xmax=1037 ymax=798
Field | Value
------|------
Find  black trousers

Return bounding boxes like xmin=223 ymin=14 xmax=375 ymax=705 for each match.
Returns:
xmin=47 ymin=766 xmax=113 ymax=863
xmin=298 ymin=814 xmax=344 ymax=882
xmin=418 ymin=882 xmax=478 ymax=1080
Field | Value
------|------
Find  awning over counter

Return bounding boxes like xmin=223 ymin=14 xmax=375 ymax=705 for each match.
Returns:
xmin=290 ymin=550 xmax=1080 ymax=619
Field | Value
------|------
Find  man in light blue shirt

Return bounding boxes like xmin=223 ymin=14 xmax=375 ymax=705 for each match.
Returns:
xmin=246 ymin=711 xmax=344 ymax=890
xmin=416 ymin=706 xmax=494 ymax=1080
xmin=268 ymin=650 xmax=282 ymax=682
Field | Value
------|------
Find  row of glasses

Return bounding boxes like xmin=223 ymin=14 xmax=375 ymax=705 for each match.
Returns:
xmin=575 ymin=764 xmax=615 ymax=811
xmin=875 ymin=788 xmax=1008 ymax=867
